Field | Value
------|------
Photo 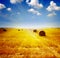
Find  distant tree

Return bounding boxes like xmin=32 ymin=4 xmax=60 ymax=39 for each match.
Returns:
xmin=39 ymin=31 xmax=46 ymax=36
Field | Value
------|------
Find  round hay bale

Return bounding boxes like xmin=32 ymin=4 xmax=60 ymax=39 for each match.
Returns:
xmin=39 ymin=31 xmax=46 ymax=36
xmin=18 ymin=29 xmax=20 ymax=31
xmin=33 ymin=29 xmax=37 ymax=32
xmin=0 ymin=28 xmax=7 ymax=33
xmin=3 ymin=28 xmax=7 ymax=31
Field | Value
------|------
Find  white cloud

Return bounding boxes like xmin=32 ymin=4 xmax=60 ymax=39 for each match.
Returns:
xmin=17 ymin=12 xmax=20 ymax=14
xmin=28 ymin=8 xmax=41 ymax=16
xmin=26 ymin=0 xmax=43 ymax=8
xmin=47 ymin=12 xmax=56 ymax=17
xmin=26 ymin=0 xmax=29 ymax=3
xmin=0 ymin=3 xmax=6 ymax=10
xmin=47 ymin=1 xmax=60 ymax=11
xmin=7 ymin=8 xmax=12 ymax=11
xmin=10 ymin=0 xmax=23 ymax=4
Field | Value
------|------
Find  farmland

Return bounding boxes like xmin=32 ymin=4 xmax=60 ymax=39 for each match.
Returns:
xmin=0 ymin=28 xmax=60 ymax=58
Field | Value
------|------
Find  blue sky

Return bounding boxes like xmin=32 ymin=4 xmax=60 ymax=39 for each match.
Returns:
xmin=0 ymin=0 xmax=60 ymax=28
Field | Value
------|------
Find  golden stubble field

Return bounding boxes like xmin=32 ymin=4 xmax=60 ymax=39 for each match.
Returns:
xmin=0 ymin=28 xmax=60 ymax=58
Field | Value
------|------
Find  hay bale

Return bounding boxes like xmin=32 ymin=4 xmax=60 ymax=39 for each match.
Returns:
xmin=18 ymin=29 xmax=20 ymax=31
xmin=39 ymin=31 xmax=46 ymax=36
xmin=33 ymin=29 xmax=37 ymax=32
xmin=2 ymin=28 xmax=7 ymax=31
xmin=0 ymin=28 xmax=7 ymax=33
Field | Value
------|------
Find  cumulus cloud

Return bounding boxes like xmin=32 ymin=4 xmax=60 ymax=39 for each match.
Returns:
xmin=47 ymin=12 xmax=56 ymax=17
xmin=26 ymin=0 xmax=43 ymax=8
xmin=10 ymin=0 xmax=23 ymax=4
xmin=7 ymin=8 xmax=12 ymax=11
xmin=46 ymin=1 xmax=60 ymax=11
xmin=26 ymin=0 xmax=29 ymax=3
xmin=28 ymin=8 xmax=41 ymax=16
xmin=17 ymin=12 xmax=20 ymax=14
xmin=0 ymin=3 xmax=6 ymax=10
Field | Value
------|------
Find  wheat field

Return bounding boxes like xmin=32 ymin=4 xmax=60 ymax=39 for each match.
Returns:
xmin=0 ymin=28 xmax=60 ymax=58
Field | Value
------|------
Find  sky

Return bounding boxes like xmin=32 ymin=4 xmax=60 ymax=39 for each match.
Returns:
xmin=0 ymin=0 xmax=60 ymax=29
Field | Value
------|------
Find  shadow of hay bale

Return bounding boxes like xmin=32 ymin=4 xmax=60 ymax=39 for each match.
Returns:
xmin=39 ymin=31 xmax=46 ymax=36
